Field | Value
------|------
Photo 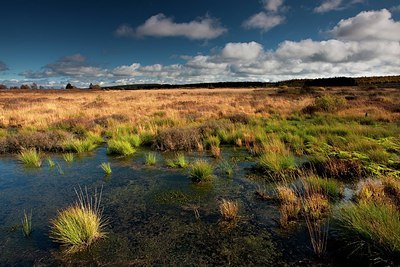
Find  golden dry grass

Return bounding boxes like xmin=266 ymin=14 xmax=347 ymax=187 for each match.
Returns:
xmin=0 ymin=86 xmax=398 ymax=131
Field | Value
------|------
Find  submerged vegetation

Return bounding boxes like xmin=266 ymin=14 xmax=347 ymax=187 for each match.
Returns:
xmin=0 ymin=86 xmax=399 ymax=265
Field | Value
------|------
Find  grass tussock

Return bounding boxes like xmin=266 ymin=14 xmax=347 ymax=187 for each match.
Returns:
xmin=18 ymin=148 xmax=42 ymax=167
xmin=50 ymin=187 xmax=106 ymax=253
xmin=219 ymin=199 xmax=239 ymax=221
xmin=106 ymin=139 xmax=135 ymax=156
xmin=145 ymin=152 xmax=157 ymax=166
xmin=63 ymin=138 xmax=98 ymax=153
xmin=258 ymin=152 xmax=296 ymax=175
xmin=189 ymin=160 xmax=214 ymax=183
xmin=166 ymin=153 xmax=188 ymax=168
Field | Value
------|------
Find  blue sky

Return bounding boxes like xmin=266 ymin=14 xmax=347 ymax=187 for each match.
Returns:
xmin=0 ymin=0 xmax=399 ymax=87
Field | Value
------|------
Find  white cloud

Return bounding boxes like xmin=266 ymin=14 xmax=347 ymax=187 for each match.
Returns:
xmin=243 ymin=12 xmax=285 ymax=31
xmin=314 ymin=0 xmax=343 ymax=13
xmin=330 ymin=9 xmax=400 ymax=41
xmin=221 ymin=42 xmax=264 ymax=61
xmin=116 ymin=13 xmax=227 ymax=40
xmin=243 ymin=0 xmax=286 ymax=32
xmin=263 ymin=0 xmax=284 ymax=12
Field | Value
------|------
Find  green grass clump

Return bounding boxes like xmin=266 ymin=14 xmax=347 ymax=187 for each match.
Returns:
xmin=18 ymin=149 xmax=42 ymax=167
xmin=189 ymin=160 xmax=214 ymax=183
xmin=258 ymin=152 xmax=296 ymax=174
xmin=22 ymin=210 xmax=32 ymax=238
xmin=106 ymin=139 xmax=135 ymax=156
xmin=204 ymin=135 xmax=220 ymax=149
xmin=124 ymin=134 xmax=141 ymax=148
xmin=100 ymin=162 xmax=112 ymax=175
xmin=63 ymin=153 xmax=74 ymax=163
xmin=166 ymin=153 xmax=188 ymax=168
xmin=334 ymin=202 xmax=400 ymax=260
xmin=303 ymin=176 xmax=343 ymax=200
xmin=145 ymin=152 xmax=157 ymax=166
xmin=64 ymin=139 xmax=97 ymax=153
xmin=50 ymin=188 xmax=106 ymax=253
xmin=218 ymin=160 xmax=234 ymax=177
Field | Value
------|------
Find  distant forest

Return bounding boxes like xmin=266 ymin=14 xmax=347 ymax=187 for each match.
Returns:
xmin=1 ymin=75 xmax=399 ymax=90
xmin=102 ymin=75 xmax=400 ymax=90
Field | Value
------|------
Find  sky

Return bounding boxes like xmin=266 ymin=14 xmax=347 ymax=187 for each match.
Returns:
xmin=0 ymin=0 xmax=399 ymax=87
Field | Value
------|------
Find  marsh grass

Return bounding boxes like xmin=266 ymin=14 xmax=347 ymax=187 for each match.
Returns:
xmin=303 ymin=175 xmax=343 ymax=201
xmin=219 ymin=199 xmax=239 ymax=221
xmin=258 ymin=151 xmax=296 ymax=174
xmin=333 ymin=202 xmax=400 ymax=260
xmin=18 ymin=149 xmax=42 ymax=167
xmin=276 ymin=185 xmax=301 ymax=227
xmin=205 ymin=135 xmax=220 ymax=149
xmin=64 ymin=138 xmax=97 ymax=153
xmin=145 ymin=152 xmax=157 ymax=166
xmin=189 ymin=160 xmax=214 ymax=183
xmin=211 ymin=145 xmax=221 ymax=158
xmin=22 ymin=210 xmax=32 ymax=238
xmin=356 ymin=179 xmax=386 ymax=204
xmin=166 ymin=153 xmax=188 ymax=168
xmin=106 ymin=139 xmax=135 ymax=156
xmin=218 ymin=160 xmax=234 ymax=177
xmin=50 ymin=187 xmax=106 ymax=253
xmin=100 ymin=162 xmax=112 ymax=175
xmin=63 ymin=153 xmax=74 ymax=163
xmin=47 ymin=157 xmax=55 ymax=168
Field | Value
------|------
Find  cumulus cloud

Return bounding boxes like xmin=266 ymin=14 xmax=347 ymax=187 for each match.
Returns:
xmin=243 ymin=0 xmax=286 ymax=32
xmin=221 ymin=42 xmax=264 ymax=61
xmin=0 ymin=61 xmax=9 ymax=71
xmin=330 ymin=9 xmax=400 ymax=41
xmin=116 ymin=13 xmax=227 ymax=40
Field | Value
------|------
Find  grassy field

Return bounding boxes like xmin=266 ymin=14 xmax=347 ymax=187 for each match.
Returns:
xmin=0 ymin=86 xmax=399 ymax=264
